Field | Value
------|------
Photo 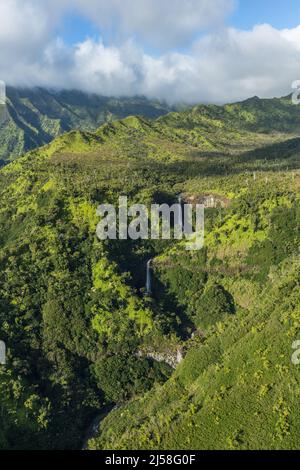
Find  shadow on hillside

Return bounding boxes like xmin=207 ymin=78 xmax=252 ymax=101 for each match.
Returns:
xmin=102 ymin=237 xmax=194 ymax=338
xmin=163 ymin=136 xmax=300 ymax=179
xmin=237 ymin=136 xmax=300 ymax=163
xmin=152 ymin=275 xmax=195 ymax=339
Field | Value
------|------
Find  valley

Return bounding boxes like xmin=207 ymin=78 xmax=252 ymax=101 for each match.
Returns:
xmin=1 ymin=94 xmax=300 ymax=449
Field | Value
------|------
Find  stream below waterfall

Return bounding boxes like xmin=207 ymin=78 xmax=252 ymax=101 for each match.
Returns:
xmin=81 ymin=404 xmax=118 ymax=450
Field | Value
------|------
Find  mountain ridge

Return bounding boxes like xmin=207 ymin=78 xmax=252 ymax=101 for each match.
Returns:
xmin=1 ymin=88 xmax=299 ymax=165
xmin=0 ymin=86 xmax=174 ymax=163
xmin=1 ymin=93 xmax=300 ymax=449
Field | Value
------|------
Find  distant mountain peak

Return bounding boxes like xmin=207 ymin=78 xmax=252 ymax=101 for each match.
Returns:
xmin=0 ymin=86 xmax=172 ymax=162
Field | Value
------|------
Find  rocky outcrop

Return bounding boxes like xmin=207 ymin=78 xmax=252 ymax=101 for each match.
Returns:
xmin=137 ymin=347 xmax=184 ymax=369
xmin=182 ymin=193 xmax=231 ymax=209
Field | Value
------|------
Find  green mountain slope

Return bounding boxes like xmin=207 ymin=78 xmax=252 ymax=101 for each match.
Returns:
xmin=91 ymin=195 xmax=300 ymax=450
xmin=1 ymin=96 xmax=300 ymax=449
xmin=0 ymin=87 xmax=173 ymax=163
xmin=160 ymin=94 xmax=300 ymax=134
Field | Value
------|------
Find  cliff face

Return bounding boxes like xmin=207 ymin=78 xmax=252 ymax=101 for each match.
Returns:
xmin=183 ymin=194 xmax=232 ymax=208
xmin=137 ymin=348 xmax=184 ymax=369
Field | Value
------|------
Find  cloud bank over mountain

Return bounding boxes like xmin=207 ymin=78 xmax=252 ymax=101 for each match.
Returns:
xmin=0 ymin=0 xmax=299 ymax=103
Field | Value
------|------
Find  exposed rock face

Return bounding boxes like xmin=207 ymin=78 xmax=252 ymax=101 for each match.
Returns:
xmin=183 ymin=193 xmax=231 ymax=209
xmin=137 ymin=347 xmax=184 ymax=369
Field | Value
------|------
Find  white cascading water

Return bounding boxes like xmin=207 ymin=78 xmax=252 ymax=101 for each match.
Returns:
xmin=146 ymin=259 xmax=152 ymax=295
xmin=178 ymin=194 xmax=184 ymax=232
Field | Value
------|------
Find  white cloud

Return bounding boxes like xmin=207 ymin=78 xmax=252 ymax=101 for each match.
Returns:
xmin=73 ymin=0 xmax=236 ymax=48
xmin=0 ymin=0 xmax=300 ymax=104
xmin=0 ymin=0 xmax=235 ymax=52
xmin=0 ymin=0 xmax=49 ymax=56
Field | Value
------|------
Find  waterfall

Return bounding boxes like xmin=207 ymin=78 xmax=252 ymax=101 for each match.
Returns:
xmin=146 ymin=259 xmax=152 ymax=295
xmin=0 ymin=340 xmax=5 ymax=365
xmin=177 ymin=194 xmax=184 ymax=232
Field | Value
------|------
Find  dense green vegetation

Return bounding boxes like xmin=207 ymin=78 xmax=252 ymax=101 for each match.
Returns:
xmin=1 ymin=94 xmax=300 ymax=449
xmin=0 ymin=87 xmax=173 ymax=163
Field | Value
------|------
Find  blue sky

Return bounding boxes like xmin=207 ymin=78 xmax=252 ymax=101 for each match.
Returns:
xmin=232 ymin=0 xmax=300 ymax=30
xmin=57 ymin=12 xmax=96 ymax=46
xmin=57 ymin=0 xmax=300 ymax=47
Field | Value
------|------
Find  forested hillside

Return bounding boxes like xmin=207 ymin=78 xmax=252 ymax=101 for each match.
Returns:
xmin=0 ymin=87 xmax=172 ymax=163
xmin=1 ymin=96 xmax=300 ymax=449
